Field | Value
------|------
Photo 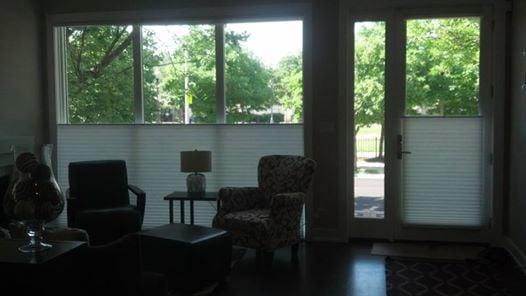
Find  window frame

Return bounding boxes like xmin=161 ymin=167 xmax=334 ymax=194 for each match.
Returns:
xmin=50 ymin=8 xmax=308 ymax=125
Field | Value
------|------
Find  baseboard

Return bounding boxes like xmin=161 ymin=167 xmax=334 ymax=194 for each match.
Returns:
xmin=502 ymin=236 xmax=526 ymax=272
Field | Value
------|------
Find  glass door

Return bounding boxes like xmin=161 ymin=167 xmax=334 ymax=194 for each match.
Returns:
xmin=395 ymin=16 xmax=491 ymax=241
xmin=349 ymin=12 xmax=492 ymax=242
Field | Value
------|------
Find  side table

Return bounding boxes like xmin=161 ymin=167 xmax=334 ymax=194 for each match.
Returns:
xmin=163 ymin=191 xmax=219 ymax=225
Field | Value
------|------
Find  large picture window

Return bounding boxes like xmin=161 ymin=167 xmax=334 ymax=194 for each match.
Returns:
xmin=58 ymin=21 xmax=303 ymax=124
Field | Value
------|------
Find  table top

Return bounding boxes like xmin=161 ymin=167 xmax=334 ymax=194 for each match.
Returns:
xmin=164 ymin=191 xmax=218 ymax=201
xmin=0 ymin=239 xmax=86 ymax=265
xmin=139 ymin=223 xmax=228 ymax=245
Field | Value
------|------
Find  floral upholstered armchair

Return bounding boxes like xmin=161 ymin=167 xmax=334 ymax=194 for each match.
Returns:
xmin=212 ymin=155 xmax=316 ymax=267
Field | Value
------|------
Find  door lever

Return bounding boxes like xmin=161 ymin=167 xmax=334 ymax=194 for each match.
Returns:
xmin=397 ymin=134 xmax=411 ymax=159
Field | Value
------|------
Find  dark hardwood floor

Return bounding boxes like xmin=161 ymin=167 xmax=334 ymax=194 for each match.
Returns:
xmin=217 ymin=242 xmax=386 ymax=296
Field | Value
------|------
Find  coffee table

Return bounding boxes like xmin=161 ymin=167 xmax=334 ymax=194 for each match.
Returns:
xmin=138 ymin=223 xmax=231 ymax=292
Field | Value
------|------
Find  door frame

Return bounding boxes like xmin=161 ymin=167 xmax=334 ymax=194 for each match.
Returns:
xmin=346 ymin=11 xmax=397 ymax=240
xmin=343 ymin=5 xmax=498 ymax=242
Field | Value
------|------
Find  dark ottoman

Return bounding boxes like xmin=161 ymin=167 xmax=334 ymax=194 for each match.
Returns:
xmin=138 ymin=224 xmax=232 ymax=292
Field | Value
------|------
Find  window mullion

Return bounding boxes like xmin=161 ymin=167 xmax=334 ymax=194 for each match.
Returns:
xmin=132 ymin=25 xmax=144 ymax=124
xmin=215 ymin=24 xmax=226 ymax=124
xmin=54 ymin=27 xmax=69 ymax=124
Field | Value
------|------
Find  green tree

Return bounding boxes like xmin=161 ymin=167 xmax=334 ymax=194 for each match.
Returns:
xmin=354 ymin=22 xmax=386 ymax=136
xmin=354 ymin=18 xmax=480 ymax=159
xmin=354 ymin=22 xmax=386 ymax=158
xmin=66 ymin=25 xmax=302 ymax=125
xmin=156 ymin=26 xmax=217 ymax=123
xmin=66 ymin=26 xmax=161 ymax=123
xmin=273 ymin=54 xmax=303 ymax=122
xmin=156 ymin=27 xmax=274 ymax=124
xmin=225 ymin=30 xmax=273 ymax=123
xmin=406 ymin=18 xmax=480 ymax=116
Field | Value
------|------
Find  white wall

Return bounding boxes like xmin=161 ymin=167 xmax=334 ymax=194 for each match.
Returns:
xmin=0 ymin=0 xmax=45 ymax=150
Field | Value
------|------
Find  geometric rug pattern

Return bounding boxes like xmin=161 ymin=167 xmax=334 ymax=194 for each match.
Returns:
xmin=386 ymin=248 xmax=524 ymax=296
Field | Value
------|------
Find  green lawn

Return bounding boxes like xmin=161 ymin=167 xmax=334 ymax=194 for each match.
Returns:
xmin=356 ymin=124 xmax=382 ymax=138
xmin=356 ymin=124 xmax=383 ymax=154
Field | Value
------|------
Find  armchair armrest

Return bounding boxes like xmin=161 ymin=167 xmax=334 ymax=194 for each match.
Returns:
xmin=128 ymin=184 xmax=146 ymax=222
xmin=269 ymin=192 xmax=305 ymax=215
xmin=218 ymin=187 xmax=267 ymax=214
xmin=268 ymin=192 xmax=305 ymax=243
xmin=66 ymin=189 xmax=80 ymax=228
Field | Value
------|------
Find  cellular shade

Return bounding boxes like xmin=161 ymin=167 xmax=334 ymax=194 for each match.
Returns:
xmin=401 ymin=117 xmax=485 ymax=227
xmin=56 ymin=124 xmax=303 ymax=228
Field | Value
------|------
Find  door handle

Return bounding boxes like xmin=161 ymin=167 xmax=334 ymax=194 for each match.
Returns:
xmin=397 ymin=134 xmax=411 ymax=159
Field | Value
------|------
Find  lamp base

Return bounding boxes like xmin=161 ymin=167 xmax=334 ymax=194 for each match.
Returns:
xmin=186 ymin=173 xmax=206 ymax=194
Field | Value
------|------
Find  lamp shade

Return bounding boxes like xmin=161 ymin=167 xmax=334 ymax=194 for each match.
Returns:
xmin=180 ymin=150 xmax=211 ymax=172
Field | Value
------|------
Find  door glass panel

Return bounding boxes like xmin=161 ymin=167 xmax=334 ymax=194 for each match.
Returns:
xmin=405 ymin=18 xmax=480 ymax=116
xmin=353 ymin=21 xmax=386 ymax=219
xmin=402 ymin=17 xmax=485 ymax=227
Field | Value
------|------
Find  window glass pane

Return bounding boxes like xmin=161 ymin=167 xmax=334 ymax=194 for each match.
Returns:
xmin=66 ymin=26 xmax=134 ymax=123
xmin=406 ymin=18 xmax=480 ymax=116
xmin=142 ymin=25 xmax=216 ymax=123
xmin=225 ymin=21 xmax=303 ymax=124
xmin=353 ymin=21 xmax=385 ymax=219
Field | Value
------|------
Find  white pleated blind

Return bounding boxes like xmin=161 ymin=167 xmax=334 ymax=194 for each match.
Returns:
xmin=56 ymin=124 xmax=303 ymax=228
xmin=402 ymin=117 xmax=485 ymax=227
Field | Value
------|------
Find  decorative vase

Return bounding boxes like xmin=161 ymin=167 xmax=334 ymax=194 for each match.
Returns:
xmin=17 ymin=220 xmax=52 ymax=253
xmin=2 ymin=144 xmax=65 ymax=253
xmin=39 ymin=144 xmax=65 ymax=222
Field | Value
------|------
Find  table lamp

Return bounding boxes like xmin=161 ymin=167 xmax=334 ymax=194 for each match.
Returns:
xmin=180 ymin=150 xmax=211 ymax=194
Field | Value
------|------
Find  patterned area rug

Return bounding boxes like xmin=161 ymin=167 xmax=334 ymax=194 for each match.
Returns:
xmin=386 ymin=248 xmax=525 ymax=296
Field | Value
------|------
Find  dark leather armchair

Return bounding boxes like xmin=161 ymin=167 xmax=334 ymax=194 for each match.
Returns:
xmin=213 ymin=155 xmax=316 ymax=267
xmin=67 ymin=160 xmax=145 ymax=245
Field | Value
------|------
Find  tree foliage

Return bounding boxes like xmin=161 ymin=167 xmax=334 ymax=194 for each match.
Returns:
xmin=406 ymin=18 xmax=480 ymax=116
xmin=66 ymin=25 xmax=302 ymax=124
xmin=354 ymin=18 xmax=480 ymax=151
xmin=353 ymin=18 xmax=480 ymax=159
xmin=354 ymin=22 xmax=386 ymax=135
xmin=66 ymin=19 xmax=478 ymax=128
xmin=273 ymin=54 xmax=303 ymax=122
xmin=66 ymin=26 xmax=161 ymax=123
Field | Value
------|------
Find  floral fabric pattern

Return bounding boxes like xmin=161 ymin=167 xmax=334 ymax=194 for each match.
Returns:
xmin=213 ymin=155 xmax=316 ymax=251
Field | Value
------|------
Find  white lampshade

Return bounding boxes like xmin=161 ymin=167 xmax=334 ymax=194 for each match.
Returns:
xmin=180 ymin=150 xmax=211 ymax=172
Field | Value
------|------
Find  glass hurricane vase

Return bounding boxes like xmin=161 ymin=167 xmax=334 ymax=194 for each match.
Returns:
xmin=18 ymin=220 xmax=52 ymax=253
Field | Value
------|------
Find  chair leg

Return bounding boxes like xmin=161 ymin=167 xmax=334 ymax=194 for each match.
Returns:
xmin=291 ymin=243 xmax=300 ymax=260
